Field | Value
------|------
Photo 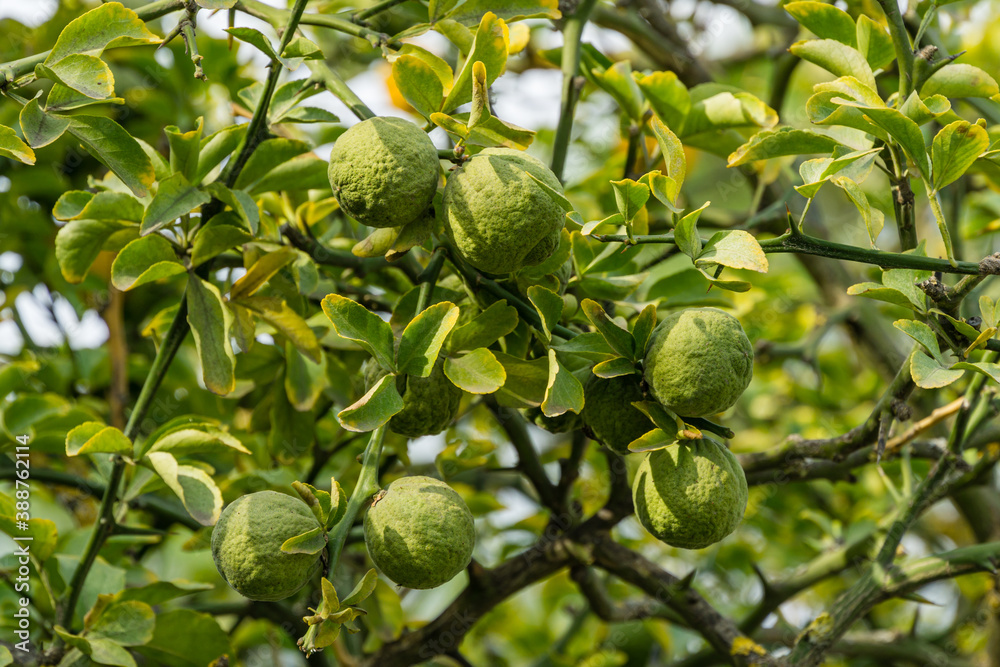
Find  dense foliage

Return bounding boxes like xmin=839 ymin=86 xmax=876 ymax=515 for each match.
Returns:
xmin=3 ymin=0 xmax=1000 ymax=665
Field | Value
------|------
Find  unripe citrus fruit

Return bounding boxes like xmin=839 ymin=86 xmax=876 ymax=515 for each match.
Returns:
xmin=364 ymin=476 xmax=475 ymax=589
xmin=582 ymin=374 xmax=654 ymax=454
xmin=211 ymin=491 xmax=322 ymax=601
xmin=632 ymin=438 xmax=748 ymax=549
xmin=364 ymin=358 xmax=462 ymax=438
xmin=524 ymin=405 xmax=582 ymax=434
xmin=643 ymin=308 xmax=753 ymax=417
xmin=442 ymin=147 xmax=565 ymax=274
xmin=327 ymin=116 xmax=439 ymax=228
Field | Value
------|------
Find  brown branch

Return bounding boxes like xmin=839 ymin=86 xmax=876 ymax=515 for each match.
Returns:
xmin=588 ymin=536 xmax=778 ymax=665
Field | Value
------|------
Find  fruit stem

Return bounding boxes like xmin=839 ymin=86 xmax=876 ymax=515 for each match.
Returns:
xmin=326 ymin=425 xmax=386 ymax=571
xmin=550 ymin=0 xmax=599 ymax=183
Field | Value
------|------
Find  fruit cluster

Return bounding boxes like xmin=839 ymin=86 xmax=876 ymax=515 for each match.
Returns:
xmin=210 ymin=118 xmax=756 ymax=602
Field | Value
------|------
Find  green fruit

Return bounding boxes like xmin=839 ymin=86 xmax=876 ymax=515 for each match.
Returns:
xmin=327 ymin=116 xmax=439 ymax=228
xmin=365 ymin=358 xmax=462 ymax=438
xmin=632 ymin=438 xmax=748 ymax=549
xmin=581 ymin=374 xmax=654 ymax=454
xmin=643 ymin=308 xmax=753 ymax=417
xmin=211 ymin=491 xmax=322 ymax=601
xmin=442 ymin=147 xmax=565 ymax=274
xmin=364 ymin=476 xmax=475 ymax=589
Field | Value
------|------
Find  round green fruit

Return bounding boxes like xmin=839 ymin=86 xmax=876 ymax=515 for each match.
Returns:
xmin=211 ymin=491 xmax=322 ymax=601
xmin=643 ymin=308 xmax=753 ymax=417
xmin=327 ymin=116 xmax=439 ymax=228
xmin=581 ymin=374 xmax=654 ymax=454
xmin=364 ymin=476 xmax=475 ymax=589
xmin=632 ymin=438 xmax=748 ymax=549
xmin=364 ymin=358 xmax=462 ymax=438
xmin=442 ymin=147 xmax=565 ymax=274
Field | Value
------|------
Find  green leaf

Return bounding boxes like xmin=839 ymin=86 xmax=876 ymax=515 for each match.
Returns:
xmin=0 ymin=492 xmax=58 ymax=561
xmin=445 ymin=0 xmax=560 ymax=25
xmin=728 ymin=127 xmax=842 ymax=166
xmin=830 ymin=176 xmax=885 ymax=247
xmin=36 ymin=55 xmax=114 ymax=100
xmin=581 ymin=299 xmax=636 ymax=360
xmin=541 ymin=349 xmax=584 ymax=417
xmin=952 ymin=361 xmax=1000 ymax=384
xmin=165 ymin=118 xmax=203 ymax=183
xmin=249 ymin=156 xmax=329 ymax=195
xmin=696 ymin=268 xmax=751 ymax=293
xmin=695 ymin=230 xmax=769 ymax=273
xmin=981 ymin=295 xmax=999 ymax=330
xmin=19 ymin=93 xmax=69 ymax=148
xmin=609 ymin=178 xmax=650 ymax=224
xmin=551 ymin=332 xmax=616 ymax=360
xmin=893 ymin=319 xmax=943 ymax=360
xmin=111 ymin=234 xmax=185 ymax=291
xmin=448 ymin=300 xmax=519 ymax=352
xmin=134 ymin=610 xmax=230 ymax=667
xmin=392 ymin=54 xmax=445 ymax=118
xmin=45 ymin=2 xmax=159 ymax=64
xmin=444 ymin=347 xmax=506 ymax=394
xmin=0 ymin=124 xmax=36 ymax=165
xmin=146 ymin=452 xmax=223 ymax=526
xmin=226 ymin=26 xmax=278 ymax=60
xmin=233 ymin=138 xmax=310 ymax=191
xmin=527 ymin=285 xmax=565 ymax=341
xmin=281 ymin=526 xmax=327 ymax=555
xmin=321 ymin=294 xmax=396 ymax=372
xmin=141 ymin=173 xmax=210 ymax=235
xmin=337 ymin=375 xmax=405 ymax=432
xmin=899 ymin=91 xmax=951 ymax=126
xmin=55 ymin=219 xmax=134 ymax=283
xmin=88 ymin=600 xmax=155 ymax=646
xmin=910 ymin=351 xmax=964 ymax=389
xmin=114 ymin=581 xmax=213 ymax=606
xmin=285 ymin=342 xmax=328 ymax=412
xmin=196 ymin=124 xmax=247 ymax=182
xmin=632 ymin=304 xmax=658 ymax=355
xmin=66 ymin=115 xmax=155 ymax=197
xmin=627 ymin=428 xmax=673 ymax=453
xmin=796 ymin=146 xmax=882 ymax=198
xmin=681 ymin=85 xmax=778 ymax=136
xmin=341 ymin=569 xmax=379 ymax=607
xmin=396 ymin=302 xmax=460 ymax=377
xmin=65 ymin=422 xmax=132 ymax=457
xmin=186 ymin=277 xmax=236 ymax=395
xmin=240 ymin=295 xmax=322 ymax=363
xmin=636 ymin=71 xmax=690 ymax=131
xmin=44 ymin=82 xmax=124 ymax=112
xmin=847 ymin=283 xmax=922 ymax=310
xmin=592 ymin=60 xmax=644 ymax=121
xmin=190 ymin=213 xmax=253 ymax=267
xmin=202 ymin=183 xmax=259 ymax=233
xmin=146 ymin=423 xmax=250 ymax=457
xmin=675 ymin=201 xmax=709 ymax=259
xmin=789 ymin=39 xmax=876 ymax=89
xmin=931 ymin=120 xmax=990 ymax=191
xmin=279 ymin=36 xmax=324 ymax=70
xmin=442 ymin=12 xmax=509 ymax=112
xmin=856 ymin=15 xmax=894 ymax=71
xmin=592 ymin=356 xmax=636 ymax=379
xmin=833 ymin=100 xmax=930 ymax=179
xmin=229 ymin=246 xmax=297 ymax=300
xmin=53 ymin=191 xmax=95 ymax=220
xmin=921 ymin=64 xmax=1000 ymax=99
xmin=493 ymin=352 xmax=549 ymax=408
xmin=784 ymin=2 xmax=857 ymax=46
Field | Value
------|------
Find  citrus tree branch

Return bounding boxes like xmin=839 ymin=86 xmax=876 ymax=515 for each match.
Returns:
xmin=59 ymin=299 xmax=190 ymax=630
xmin=591 ymin=231 xmax=990 ymax=275
xmin=551 ymin=0 xmax=598 ymax=182
xmin=235 ymin=0 xmax=399 ymax=49
xmin=875 ymin=0 xmax=916 ymax=99
xmin=0 ymin=0 xmax=187 ymax=88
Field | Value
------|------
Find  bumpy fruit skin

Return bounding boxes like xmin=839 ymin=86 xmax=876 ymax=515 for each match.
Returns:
xmin=211 ymin=491 xmax=322 ymax=601
xmin=524 ymin=405 xmax=582 ymax=434
xmin=364 ymin=476 xmax=475 ymax=589
xmin=327 ymin=116 xmax=439 ymax=228
xmin=632 ymin=438 xmax=748 ymax=549
xmin=643 ymin=308 xmax=753 ymax=417
xmin=582 ymin=374 xmax=654 ymax=454
xmin=442 ymin=147 xmax=565 ymax=274
xmin=365 ymin=358 xmax=462 ymax=438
